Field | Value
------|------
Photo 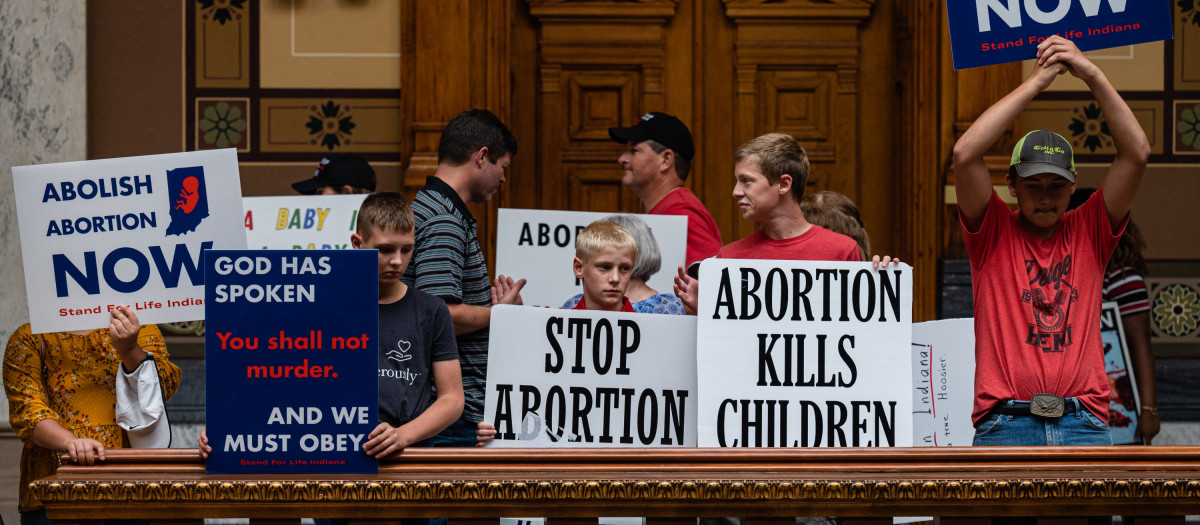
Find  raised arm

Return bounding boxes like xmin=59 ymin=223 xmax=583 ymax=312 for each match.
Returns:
xmin=952 ymin=55 xmax=1064 ymax=231
xmin=1036 ymin=37 xmax=1150 ymax=230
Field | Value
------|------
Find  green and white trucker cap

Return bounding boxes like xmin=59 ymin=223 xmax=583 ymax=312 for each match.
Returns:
xmin=1011 ymin=129 xmax=1076 ymax=182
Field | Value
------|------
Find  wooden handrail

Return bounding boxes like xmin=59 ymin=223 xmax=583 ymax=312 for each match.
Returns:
xmin=34 ymin=447 xmax=1200 ymax=521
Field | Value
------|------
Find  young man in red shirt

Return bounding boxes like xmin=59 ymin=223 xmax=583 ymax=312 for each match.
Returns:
xmin=952 ymin=36 xmax=1150 ymax=446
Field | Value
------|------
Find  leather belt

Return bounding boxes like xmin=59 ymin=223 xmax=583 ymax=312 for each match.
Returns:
xmin=989 ymin=394 xmax=1078 ymax=418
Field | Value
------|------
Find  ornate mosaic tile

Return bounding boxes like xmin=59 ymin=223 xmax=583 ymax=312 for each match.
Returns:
xmin=194 ymin=98 xmax=250 ymax=151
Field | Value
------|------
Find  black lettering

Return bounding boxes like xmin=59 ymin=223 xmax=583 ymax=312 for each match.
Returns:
xmin=740 ymin=268 xmax=762 ymax=320
xmin=616 ymin=319 xmax=639 ymax=375
xmin=791 ymin=268 xmax=815 ymax=321
xmin=545 ymin=317 xmax=564 ymax=372
xmin=713 ymin=268 xmax=737 ymax=319
xmin=838 ymin=334 xmax=857 ymax=387
xmin=493 ymin=384 xmax=516 ymax=440
xmin=569 ymin=387 xmax=593 ymax=442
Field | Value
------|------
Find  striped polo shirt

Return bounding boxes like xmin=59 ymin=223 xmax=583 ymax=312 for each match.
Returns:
xmin=402 ymin=176 xmax=492 ymax=422
xmin=1103 ymin=266 xmax=1150 ymax=317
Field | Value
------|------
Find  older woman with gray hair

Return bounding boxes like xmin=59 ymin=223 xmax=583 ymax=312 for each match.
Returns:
xmin=562 ymin=214 xmax=685 ymax=314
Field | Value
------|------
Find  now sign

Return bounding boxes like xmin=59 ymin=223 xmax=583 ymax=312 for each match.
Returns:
xmin=946 ymin=0 xmax=1172 ymax=69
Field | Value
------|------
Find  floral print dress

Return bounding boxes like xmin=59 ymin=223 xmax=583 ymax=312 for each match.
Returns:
xmin=3 ymin=323 xmax=180 ymax=512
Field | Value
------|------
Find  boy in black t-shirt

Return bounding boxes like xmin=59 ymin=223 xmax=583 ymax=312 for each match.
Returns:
xmin=351 ymin=192 xmax=463 ymax=457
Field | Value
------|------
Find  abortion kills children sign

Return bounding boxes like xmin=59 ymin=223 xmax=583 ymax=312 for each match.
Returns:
xmin=696 ymin=259 xmax=913 ymax=448
xmin=946 ymin=0 xmax=1173 ymax=69
xmin=243 ymin=194 xmax=366 ymax=250
xmin=495 ymin=209 xmax=687 ymax=307
xmin=484 ymin=305 xmax=698 ymax=446
xmin=12 ymin=149 xmax=245 ymax=333
xmin=204 ymin=250 xmax=379 ymax=474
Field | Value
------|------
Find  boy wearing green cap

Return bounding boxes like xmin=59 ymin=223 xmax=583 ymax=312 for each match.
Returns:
xmin=951 ymin=36 xmax=1150 ymax=446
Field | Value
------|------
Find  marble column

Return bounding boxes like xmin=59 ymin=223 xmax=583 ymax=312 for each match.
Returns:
xmin=0 ymin=1 xmax=87 ymax=430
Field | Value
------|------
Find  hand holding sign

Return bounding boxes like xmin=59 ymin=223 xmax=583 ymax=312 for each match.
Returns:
xmin=1035 ymin=36 xmax=1098 ymax=80
xmin=108 ymin=305 xmax=149 ymax=371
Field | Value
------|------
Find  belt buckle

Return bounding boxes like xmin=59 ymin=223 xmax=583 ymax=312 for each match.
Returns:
xmin=1030 ymin=393 xmax=1066 ymax=418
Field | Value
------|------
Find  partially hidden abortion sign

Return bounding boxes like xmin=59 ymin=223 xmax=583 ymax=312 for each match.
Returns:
xmin=204 ymin=250 xmax=378 ymax=474
xmin=696 ymin=259 xmax=913 ymax=447
xmin=495 ymin=209 xmax=687 ymax=307
xmin=946 ymin=0 xmax=1173 ymax=69
xmin=243 ymin=194 xmax=366 ymax=250
xmin=483 ymin=305 xmax=698 ymax=446
xmin=12 ymin=149 xmax=245 ymax=333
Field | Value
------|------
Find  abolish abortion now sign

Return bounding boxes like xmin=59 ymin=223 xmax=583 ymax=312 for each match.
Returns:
xmin=947 ymin=0 xmax=1173 ymax=69
xmin=12 ymin=149 xmax=245 ymax=333
xmin=204 ymin=250 xmax=379 ymax=474
xmin=696 ymin=259 xmax=913 ymax=448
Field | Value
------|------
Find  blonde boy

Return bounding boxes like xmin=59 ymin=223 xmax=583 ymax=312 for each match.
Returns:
xmin=571 ymin=220 xmax=638 ymax=312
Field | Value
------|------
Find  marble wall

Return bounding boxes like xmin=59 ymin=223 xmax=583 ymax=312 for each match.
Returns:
xmin=0 ymin=1 xmax=87 ymax=429
xmin=0 ymin=3 xmax=85 ymax=520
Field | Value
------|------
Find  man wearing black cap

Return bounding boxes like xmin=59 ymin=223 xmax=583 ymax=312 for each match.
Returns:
xmin=609 ymin=112 xmax=722 ymax=268
xmin=291 ymin=153 xmax=376 ymax=195
xmin=952 ymin=36 xmax=1149 ymax=448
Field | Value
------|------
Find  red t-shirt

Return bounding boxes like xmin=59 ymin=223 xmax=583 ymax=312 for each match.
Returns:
xmin=572 ymin=296 xmax=636 ymax=312
xmin=717 ymin=225 xmax=861 ymax=261
xmin=961 ymin=188 xmax=1126 ymax=424
xmin=650 ymin=188 xmax=723 ymax=267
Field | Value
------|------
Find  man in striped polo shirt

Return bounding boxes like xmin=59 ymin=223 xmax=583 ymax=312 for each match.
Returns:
xmin=402 ymin=109 xmax=526 ymax=446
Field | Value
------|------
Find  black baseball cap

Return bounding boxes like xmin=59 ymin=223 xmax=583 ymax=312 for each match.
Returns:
xmin=609 ymin=112 xmax=695 ymax=161
xmin=291 ymin=153 xmax=376 ymax=194
xmin=1011 ymin=129 xmax=1076 ymax=182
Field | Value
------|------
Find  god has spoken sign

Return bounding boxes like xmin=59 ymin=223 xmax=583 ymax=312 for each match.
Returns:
xmin=484 ymin=305 xmax=697 ymax=447
xmin=697 ymin=260 xmax=913 ymax=448
xmin=204 ymin=250 xmax=379 ymax=474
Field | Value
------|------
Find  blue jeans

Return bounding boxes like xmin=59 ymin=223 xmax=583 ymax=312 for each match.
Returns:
xmin=974 ymin=399 xmax=1112 ymax=525
xmin=429 ymin=416 xmax=478 ymax=448
xmin=973 ymin=399 xmax=1112 ymax=446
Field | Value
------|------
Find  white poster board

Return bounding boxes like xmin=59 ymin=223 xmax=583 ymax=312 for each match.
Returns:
xmin=243 ymin=194 xmax=365 ymax=250
xmin=13 ymin=149 xmax=245 ymax=333
xmin=483 ymin=305 xmax=697 ymax=447
xmin=911 ymin=318 xmax=976 ymax=447
xmin=495 ymin=209 xmax=687 ymax=307
xmin=696 ymin=259 xmax=913 ymax=447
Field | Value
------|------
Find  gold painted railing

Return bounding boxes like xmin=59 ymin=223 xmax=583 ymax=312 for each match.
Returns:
xmin=32 ymin=447 xmax=1200 ymax=523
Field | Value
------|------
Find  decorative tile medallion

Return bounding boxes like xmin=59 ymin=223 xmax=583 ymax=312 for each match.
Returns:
xmin=1176 ymin=101 xmax=1200 ymax=155
xmin=195 ymin=98 xmax=250 ymax=152
xmin=1148 ymin=278 xmax=1200 ymax=343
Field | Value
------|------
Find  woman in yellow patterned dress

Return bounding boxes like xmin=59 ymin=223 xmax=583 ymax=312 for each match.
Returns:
xmin=3 ymin=306 xmax=181 ymax=524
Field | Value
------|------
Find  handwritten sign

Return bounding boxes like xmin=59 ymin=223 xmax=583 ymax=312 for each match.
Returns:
xmin=483 ymin=305 xmax=697 ymax=447
xmin=495 ymin=209 xmax=687 ymax=307
xmin=12 ymin=149 xmax=245 ymax=333
xmin=204 ymin=250 xmax=378 ymax=474
xmin=696 ymin=260 xmax=913 ymax=447
xmin=911 ymin=318 xmax=976 ymax=447
xmin=243 ymin=194 xmax=365 ymax=250
xmin=946 ymin=0 xmax=1173 ymax=69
